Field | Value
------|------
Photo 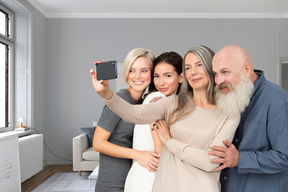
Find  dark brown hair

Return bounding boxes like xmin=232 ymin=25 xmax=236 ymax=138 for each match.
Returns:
xmin=148 ymin=51 xmax=183 ymax=94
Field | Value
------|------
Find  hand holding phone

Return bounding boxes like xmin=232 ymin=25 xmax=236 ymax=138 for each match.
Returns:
xmin=96 ymin=60 xmax=118 ymax=80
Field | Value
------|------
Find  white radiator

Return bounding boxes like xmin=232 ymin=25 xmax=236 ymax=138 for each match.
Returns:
xmin=19 ymin=134 xmax=43 ymax=182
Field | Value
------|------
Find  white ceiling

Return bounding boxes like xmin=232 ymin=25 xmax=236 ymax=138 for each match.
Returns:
xmin=27 ymin=0 xmax=288 ymax=18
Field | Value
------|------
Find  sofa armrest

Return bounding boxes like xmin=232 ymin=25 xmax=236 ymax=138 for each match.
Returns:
xmin=73 ymin=133 xmax=89 ymax=171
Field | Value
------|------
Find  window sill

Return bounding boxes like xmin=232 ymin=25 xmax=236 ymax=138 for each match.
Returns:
xmin=0 ymin=129 xmax=37 ymax=138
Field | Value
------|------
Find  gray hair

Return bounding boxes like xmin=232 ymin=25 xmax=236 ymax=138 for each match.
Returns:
xmin=169 ymin=45 xmax=215 ymax=125
xmin=182 ymin=45 xmax=215 ymax=103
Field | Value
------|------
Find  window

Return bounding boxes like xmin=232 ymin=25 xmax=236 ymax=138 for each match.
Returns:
xmin=0 ymin=1 xmax=32 ymax=132
xmin=0 ymin=5 xmax=13 ymax=129
xmin=0 ymin=42 xmax=8 ymax=127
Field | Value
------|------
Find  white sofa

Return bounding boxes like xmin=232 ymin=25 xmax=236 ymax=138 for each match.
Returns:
xmin=73 ymin=133 xmax=100 ymax=176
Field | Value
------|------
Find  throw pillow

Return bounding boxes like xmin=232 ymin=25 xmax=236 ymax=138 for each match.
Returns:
xmin=80 ymin=126 xmax=96 ymax=148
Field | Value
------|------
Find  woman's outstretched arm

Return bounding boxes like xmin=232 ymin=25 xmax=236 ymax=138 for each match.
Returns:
xmin=91 ymin=66 xmax=173 ymax=125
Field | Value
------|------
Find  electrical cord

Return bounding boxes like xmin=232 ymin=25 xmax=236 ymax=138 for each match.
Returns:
xmin=33 ymin=128 xmax=72 ymax=162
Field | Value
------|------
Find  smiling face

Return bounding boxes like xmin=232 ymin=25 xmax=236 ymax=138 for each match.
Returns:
xmin=212 ymin=62 xmax=242 ymax=94
xmin=127 ymin=57 xmax=152 ymax=93
xmin=212 ymin=46 xmax=246 ymax=94
xmin=153 ymin=62 xmax=183 ymax=96
xmin=184 ymin=53 xmax=209 ymax=91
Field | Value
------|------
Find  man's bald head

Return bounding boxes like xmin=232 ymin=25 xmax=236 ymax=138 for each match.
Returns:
xmin=212 ymin=45 xmax=257 ymax=87
xmin=213 ymin=45 xmax=251 ymax=68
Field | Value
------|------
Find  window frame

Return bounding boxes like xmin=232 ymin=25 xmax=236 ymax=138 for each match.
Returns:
xmin=0 ymin=3 xmax=14 ymax=131
xmin=0 ymin=42 xmax=8 ymax=127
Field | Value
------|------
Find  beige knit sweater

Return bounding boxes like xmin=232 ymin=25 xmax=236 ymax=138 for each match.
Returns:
xmin=105 ymin=93 xmax=240 ymax=192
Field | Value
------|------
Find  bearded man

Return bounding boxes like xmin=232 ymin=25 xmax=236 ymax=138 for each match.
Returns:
xmin=209 ymin=45 xmax=288 ymax=192
xmin=214 ymin=73 xmax=254 ymax=118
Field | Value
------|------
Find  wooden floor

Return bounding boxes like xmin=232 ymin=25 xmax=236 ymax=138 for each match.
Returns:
xmin=21 ymin=164 xmax=73 ymax=192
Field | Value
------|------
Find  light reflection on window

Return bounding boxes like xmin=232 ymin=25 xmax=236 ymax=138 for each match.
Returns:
xmin=0 ymin=10 xmax=6 ymax=36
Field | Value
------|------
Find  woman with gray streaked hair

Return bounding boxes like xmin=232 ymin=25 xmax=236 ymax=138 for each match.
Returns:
xmin=90 ymin=45 xmax=241 ymax=192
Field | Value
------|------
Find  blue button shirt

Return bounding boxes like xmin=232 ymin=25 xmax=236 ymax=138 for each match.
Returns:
xmin=220 ymin=70 xmax=288 ymax=192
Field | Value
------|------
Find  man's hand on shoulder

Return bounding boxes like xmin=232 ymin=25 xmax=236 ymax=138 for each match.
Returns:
xmin=209 ymin=140 xmax=239 ymax=172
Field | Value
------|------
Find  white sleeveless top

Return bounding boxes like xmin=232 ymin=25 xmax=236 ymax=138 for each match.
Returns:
xmin=124 ymin=91 xmax=165 ymax=192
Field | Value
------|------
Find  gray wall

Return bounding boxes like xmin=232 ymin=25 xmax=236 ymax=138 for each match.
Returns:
xmin=32 ymin=16 xmax=288 ymax=164
xmin=33 ymin=9 xmax=48 ymax=163
xmin=279 ymin=19 xmax=288 ymax=58
xmin=279 ymin=19 xmax=288 ymax=87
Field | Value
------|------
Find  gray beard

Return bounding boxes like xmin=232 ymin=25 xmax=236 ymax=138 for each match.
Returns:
xmin=215 ymin=74 xmax=254 ymax=117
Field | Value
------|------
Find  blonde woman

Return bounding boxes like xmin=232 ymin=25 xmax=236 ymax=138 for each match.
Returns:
xmin=91 ymin=46 xmax=242 ymax=192
xmin=92 ymin=48 xmax=159 ymax=192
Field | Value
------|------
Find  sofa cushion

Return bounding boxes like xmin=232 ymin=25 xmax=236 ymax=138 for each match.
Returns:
xmin=80 ymin=126 xmax=96 ymax=147
xmin=82 ymin=147 xmax=100 ymax=161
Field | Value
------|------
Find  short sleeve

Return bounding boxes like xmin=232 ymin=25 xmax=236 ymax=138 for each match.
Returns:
xmin=97 ymin=89 xmax=136 ymax=133
xmin=97 ymin=104 xmax=121 ymax=133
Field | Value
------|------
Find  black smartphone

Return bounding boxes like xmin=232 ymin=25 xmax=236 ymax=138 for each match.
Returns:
xmin=96 ymin=60 xmax=118 ymax=80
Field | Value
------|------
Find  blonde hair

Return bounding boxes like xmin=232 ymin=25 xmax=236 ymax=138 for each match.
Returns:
xmin=123 ymin=48 xmax=155 ymax=84
xmin=169 ymin=45 xmax=215 ymax=125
